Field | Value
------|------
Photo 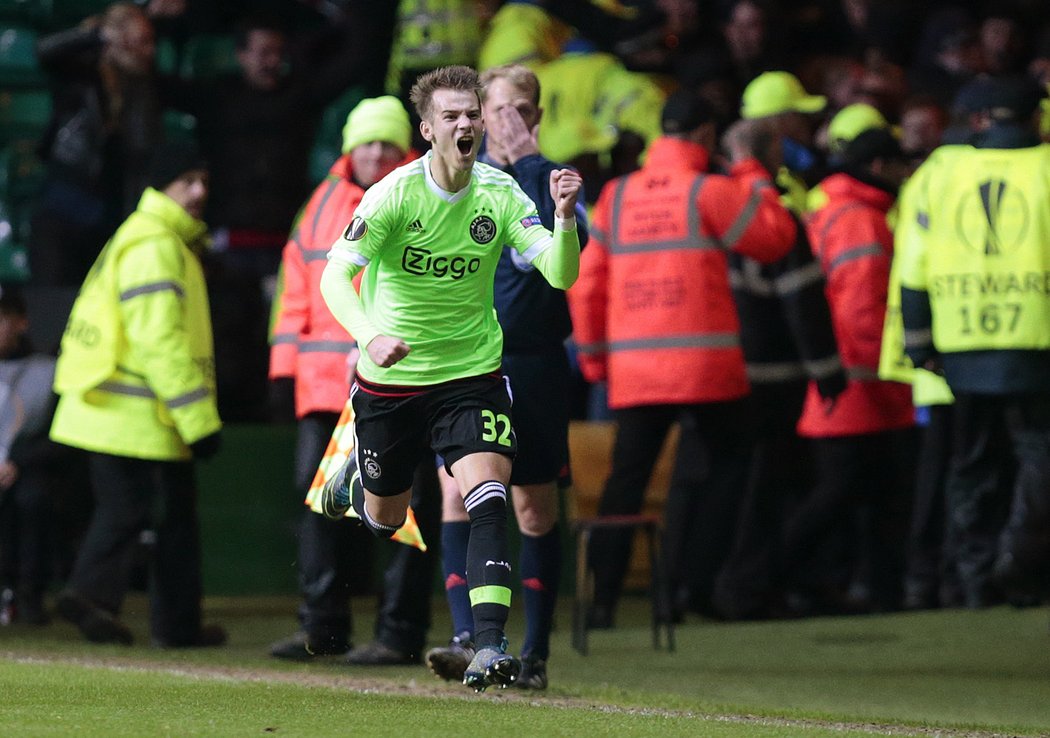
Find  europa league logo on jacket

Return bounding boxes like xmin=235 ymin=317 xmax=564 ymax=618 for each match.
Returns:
xmin=957 ymin=179 xmax=1029 ymax=256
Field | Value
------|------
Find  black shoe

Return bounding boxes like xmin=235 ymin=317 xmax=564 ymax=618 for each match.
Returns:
xmin=270 ymin=631 xmax=350 ymax=661
xmin=515 ymin=654 xmax=548 ymax=690
xmin=55 ymin=591 xmax=133 ymax=645
xmin=425 ymin=632 xmax=475 ymax=682
xmin=153 ymin=623 xmax=227 ymax=649
xmin=345 ymin=640 xmax=419 ymax=666
xmin=462 ymin=638 xmax=520 ymax=693
xmin=319 ymin=457 xmax=356 ymax=521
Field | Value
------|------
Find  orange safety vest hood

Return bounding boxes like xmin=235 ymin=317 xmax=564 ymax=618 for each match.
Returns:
xmin=270 ymin=153 xmax=415 ymax=417
xmin=569 ymin=137 xmax=796 ymax=409
xmin=798 ymin=173 xmax=914 ymax=437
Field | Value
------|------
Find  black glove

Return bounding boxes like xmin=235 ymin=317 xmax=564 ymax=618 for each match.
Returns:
xmin=816 ymin=369 xmax=848 ymax=403
xmin=190 ymin=431 xmax=222 ymax=461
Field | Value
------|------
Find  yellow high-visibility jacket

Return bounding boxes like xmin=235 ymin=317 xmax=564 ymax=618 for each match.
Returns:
xmin=51 ymin=187 xmax=221 ymax=461
xmin=898 ymin=143 xmax=1050 ymax=353
xmin=879 ymin=176 xmax=954 ymax=407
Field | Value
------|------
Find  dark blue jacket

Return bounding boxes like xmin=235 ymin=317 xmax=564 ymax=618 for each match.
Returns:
xmin=481 ymin=152 xmax=589 ymax=352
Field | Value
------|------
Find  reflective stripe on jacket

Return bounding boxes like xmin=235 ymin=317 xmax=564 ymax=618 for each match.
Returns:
xmin=798 ymin=173 xmax=914 ymax=437
xmin=569 ymin=137 xmax=796 ymax=408
xmin=50 ymin=187 xmax=220 ymax=460
xmin=270 ymin=155 xmax=409 ymax=416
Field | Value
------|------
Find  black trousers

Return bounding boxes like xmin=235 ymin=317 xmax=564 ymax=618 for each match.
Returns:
xmin=947 ymin=392 xmax=1050 ymax=604
xmin=0 ymin=468 xmax=53 ymax=604
xmin=589 ymin=400 xmax=752 ymax=611
xmin=68 ymin=453 xmax=203 ymax=644
xmin=294 ymin=413 xmax=440 ymax=653
xmin=781 ymin=428 xmax=917 ymax=610
xmin=711 ymin=382 xmax=812 ymax=619
xmin=903 ymin=404 xmax=957 ymax=605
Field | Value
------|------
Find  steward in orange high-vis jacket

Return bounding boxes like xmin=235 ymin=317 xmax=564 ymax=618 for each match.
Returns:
xmin=797 ymin=171 xmax=914 ymax=438
xmin=783 ymin=128 xmax=917 ymax=614
xmin=570 ymin=117 xmax=796 ymax=409
xmin=266 ymin=96 xmax=440 ymax=666
xmin=566 ymin=91 xmax=796 ymax=627
xmin=271 ymin=151 xmax=412 ymax=417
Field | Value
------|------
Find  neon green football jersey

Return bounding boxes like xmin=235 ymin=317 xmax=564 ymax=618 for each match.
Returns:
xmin=329 ymin=151 xmax=555 ymax=385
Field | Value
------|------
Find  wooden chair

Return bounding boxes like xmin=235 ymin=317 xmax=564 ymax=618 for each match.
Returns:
xmin=566 ymin=421 xmax=676 ymax=655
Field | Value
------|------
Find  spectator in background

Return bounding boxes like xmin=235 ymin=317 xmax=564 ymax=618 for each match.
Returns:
xmin=979 ymin=10 xmax=1029 ymax=76
xmin=31 ymin=1 xmax=164 ymax=287
xmin=160 ymin=10 xmax=386 ymax=421
xmin=50 ymin=142 xmax=224 ymax=647
xmin=1028 ymin=25 xmax=1050 ymax=89
xmin=674 ymin=48 xmax=740 ymax=134
xmin=267 ymin=97 xmax=439 ymax=666
xmin=717 ymin=0 xmax=783 ymax=88
xmin=569 ymin=92 xmax=796 ymax=628
xmin=899 ymin=96 xmax=949 ymax=163
xmin=907 ymin=6 xmax=984 ymax=108
xmin=0 ymin=287 xmax=63 ymax=626
xmin=785 ymin=128 xmax=916 ymax=614
xmin=854 ymin=51 xmax=909 ymax=120
xmin=818 ymin=57 xmax=866 ymax=115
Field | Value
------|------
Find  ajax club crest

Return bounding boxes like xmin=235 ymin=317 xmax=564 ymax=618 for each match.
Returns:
xmin=469 ymin=215 xmax=496 ymax=244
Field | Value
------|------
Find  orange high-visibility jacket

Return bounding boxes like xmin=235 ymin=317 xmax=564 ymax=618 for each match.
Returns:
xmin=569 ymin=137 xmax=796 ymax=409
xmin=797 ymin=172 xmax=914 ymax=437
xmin=270 ymin=154 xmax=412 ymax=417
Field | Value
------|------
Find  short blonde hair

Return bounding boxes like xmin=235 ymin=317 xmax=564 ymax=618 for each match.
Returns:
xmin=409 ymin=65 xmax=483 ymax=121
xmin=479 ymin=64 xmax=540 ymax=107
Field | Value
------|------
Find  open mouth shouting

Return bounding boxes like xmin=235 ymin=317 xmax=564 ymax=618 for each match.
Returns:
xmin=456 ymin=135 xmax=475 ymax=157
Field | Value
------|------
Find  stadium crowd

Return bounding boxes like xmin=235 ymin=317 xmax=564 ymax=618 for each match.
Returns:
xmin=2 ymin=0 xmax=1050 ymax=690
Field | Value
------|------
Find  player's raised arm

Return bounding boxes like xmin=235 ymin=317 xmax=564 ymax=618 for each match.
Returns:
xmin=550 ymin=168 xmax=582 ymax=220
xmin=522 ymin=168 xmax=582 ymax=290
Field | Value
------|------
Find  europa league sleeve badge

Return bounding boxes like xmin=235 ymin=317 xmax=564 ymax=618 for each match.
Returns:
xmin=343 ymin=216 xmax=368 ymax=241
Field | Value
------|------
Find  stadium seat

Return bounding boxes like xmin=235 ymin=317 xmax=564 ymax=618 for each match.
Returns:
xmin=0 ymin=25 xmax=45 ymax=88
xmin=0 ymin=138 xmax=44 ymax=200
xmin=0 ymin=89 xmax=51 ymax=143
xmin=0 ymin=197 xmax=31 ymax=282
xmin=163 ymin=109 xmax=197 ymax=142
xmin=154 ymin=36 xmax=178 ymax=77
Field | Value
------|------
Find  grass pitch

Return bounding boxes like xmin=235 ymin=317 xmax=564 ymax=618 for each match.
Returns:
xmin=1 ymin=594 xmax=1048 ymax=736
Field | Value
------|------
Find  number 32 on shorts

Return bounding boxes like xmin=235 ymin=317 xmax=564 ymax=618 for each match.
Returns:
xmin=481 ymin=409 xmax=513 ymax=447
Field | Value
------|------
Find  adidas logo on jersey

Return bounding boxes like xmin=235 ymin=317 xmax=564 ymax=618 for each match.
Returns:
xmin=406 ymin=219 xmax=425 ymax=233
